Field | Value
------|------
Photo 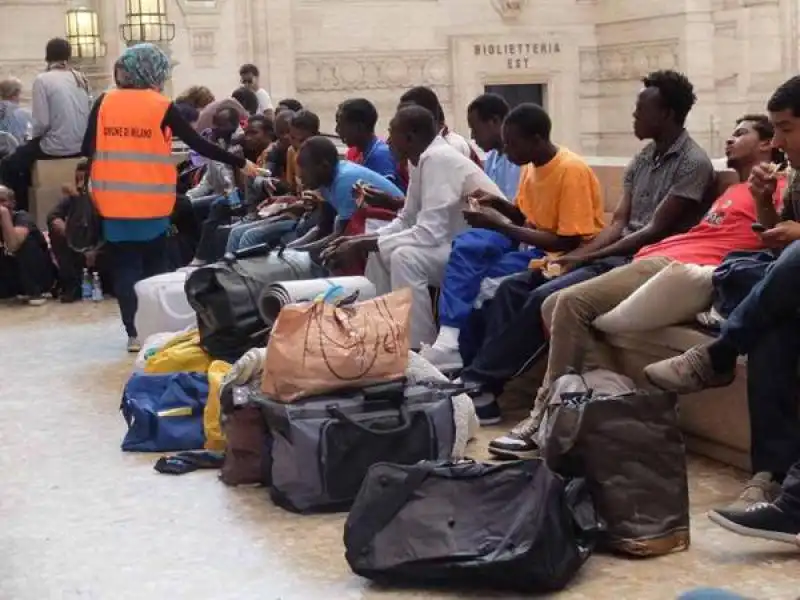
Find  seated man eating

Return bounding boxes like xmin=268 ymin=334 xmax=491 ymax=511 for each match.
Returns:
xmin=47 ymin=158 xmax=106 ymax=302
xmin=335 ymin=97 xmax=400 ymax=186
xmin=322 ymin=104 xmax=504 ymax=349
xmin=190 ymin=115 xmax=276 ymax=264
xmin=226 ymin=109 xmax=321 ymax=252
xmin=507 ymin=115 xmax=785 ymax=458
xmin=288 ymin=136 xmax=404 ymax=256
xmin=421 ymin=103 xmax=605 ymax=370
xmin=187 ymin=107 xmax=242 ymax=204
xmin=645 ymin=76 xmax=800 ymax=512
xmin=463 ymin=70 xmax=715 ymax=430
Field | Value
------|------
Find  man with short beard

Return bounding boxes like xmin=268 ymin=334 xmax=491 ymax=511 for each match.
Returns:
xmin=646 ymin=75 xmax=800 ymax=517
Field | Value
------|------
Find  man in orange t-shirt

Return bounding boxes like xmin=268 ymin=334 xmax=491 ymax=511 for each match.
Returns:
xmin=421 ymin=103 xmax=605 ymax=372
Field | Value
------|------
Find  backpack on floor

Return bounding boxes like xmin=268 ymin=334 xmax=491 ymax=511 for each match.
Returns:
xmin=184 ymin=245 xmax=314 ymax=362
xmin=65 ymin=191 xmax=103 ymax=253
xmin=121 ymin=372 xmax=209 ymax=452
xmin=344 ymin=459 xmax=599 ymax=593
xmin=542 ymin=372 xmax=689 ymax=557
xmin=253 ymin=379 xmax=459 ymax=513
xmin=219 ymin=383 xmax=273 ymax=487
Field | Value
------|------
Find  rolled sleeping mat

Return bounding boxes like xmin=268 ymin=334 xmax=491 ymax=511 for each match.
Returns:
xmin=258 ymin=276 xmax=377 ymax=328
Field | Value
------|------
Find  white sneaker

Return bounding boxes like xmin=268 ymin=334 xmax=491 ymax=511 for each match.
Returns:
xmin=419 ymin=343 xmax=463 ymax=373
xmin=127 ymin=337 xmax=142 ymax=353
xmin=27 ymin=296 xmax=47 ymax=306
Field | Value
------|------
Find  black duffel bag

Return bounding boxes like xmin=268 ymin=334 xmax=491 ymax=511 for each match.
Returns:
xmin=185 ymin=244 xmax=315 ymax=362
xmin=344 ymin=459 xmax=598 ymax=593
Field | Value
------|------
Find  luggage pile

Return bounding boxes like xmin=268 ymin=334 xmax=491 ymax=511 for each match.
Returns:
xmin=117 ymin=246 xmax=690 ymax=594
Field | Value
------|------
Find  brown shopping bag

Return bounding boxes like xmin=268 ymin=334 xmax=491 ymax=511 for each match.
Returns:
xmin=262 ymin=289 xmax=412 ymax=402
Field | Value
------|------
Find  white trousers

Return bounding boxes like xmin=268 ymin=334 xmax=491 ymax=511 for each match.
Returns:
xmin=365 ymin=244 xmax=451 ymax=348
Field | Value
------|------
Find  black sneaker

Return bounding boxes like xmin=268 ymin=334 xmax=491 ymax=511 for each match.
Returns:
xmin=470 ymin=391 xmax=502 ymax=426
xmin=708 ymin=503 xmax=800 ymax=545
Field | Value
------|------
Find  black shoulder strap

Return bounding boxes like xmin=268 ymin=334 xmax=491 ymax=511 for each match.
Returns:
xmin=347 ymin=464 xmax=432 ymax=556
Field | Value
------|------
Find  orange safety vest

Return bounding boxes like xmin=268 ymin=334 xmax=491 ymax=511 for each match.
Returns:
xmin=90 ymin=88 xmax=176 ymax=219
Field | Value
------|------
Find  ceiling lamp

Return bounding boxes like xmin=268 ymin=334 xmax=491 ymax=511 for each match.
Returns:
xmin=120 ymin=0 xmax=176 ymax=45
xmin=65 ymin=6 xmax=107 ymax=60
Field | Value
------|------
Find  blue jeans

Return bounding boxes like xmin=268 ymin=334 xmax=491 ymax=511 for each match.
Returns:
xmin=438 ymin=229 xmax=543 ymax=329
xmin=712 ymin=250 xmax=777 ymax=317
xmin=189 ymin=194 xmax=224 ymax=224
xmin=106 ymin=235 xmax=170 ymax=338
xmin=238 ymin=219 xmax=298 ymax=250
xmin=460 ymin=256 xmax=630 ymax=394
xmin=720 ymin=240 xmax=800 ymax=475
xmin=226 ymin=220 xmax=265 ymax=254
xmin=677 ymin=590 xmax=746 ymax=600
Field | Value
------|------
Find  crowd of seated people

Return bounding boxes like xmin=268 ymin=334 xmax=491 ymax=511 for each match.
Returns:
xmin=3 ymin=36 xmax=800 ymax=548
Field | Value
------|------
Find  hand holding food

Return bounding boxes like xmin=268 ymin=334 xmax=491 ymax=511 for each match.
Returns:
xmin=242 ymin=160 xmax=260 ymax=178
xmin=748 ymin=161 xmax=780 ymax=203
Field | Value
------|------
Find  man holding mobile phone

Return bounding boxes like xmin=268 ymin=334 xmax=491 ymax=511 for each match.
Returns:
xmin=646 ymin=75 xmax=800 ymax=520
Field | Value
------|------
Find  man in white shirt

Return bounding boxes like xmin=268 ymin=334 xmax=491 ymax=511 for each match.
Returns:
xmin=322 ymin=105 xmax=505 ymax=348
xmin=399 ymin=86 xmax=480 ymax=164
xmin=239 ymin=64 xmax=274 ymax=117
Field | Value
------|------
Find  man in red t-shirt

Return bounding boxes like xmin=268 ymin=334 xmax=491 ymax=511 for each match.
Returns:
xmin=532 ymin=115 xmax=784 ymax=403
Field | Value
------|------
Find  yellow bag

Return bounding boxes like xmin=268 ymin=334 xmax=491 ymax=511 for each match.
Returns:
xmin=143 ymin=330 xmax=212 ymax=374
xmin=204 ymin=360 xmax=233 ymax=450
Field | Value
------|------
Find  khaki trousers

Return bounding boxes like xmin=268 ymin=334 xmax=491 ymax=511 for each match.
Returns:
xmin=540 ymin=257 xmax=673 ymax=386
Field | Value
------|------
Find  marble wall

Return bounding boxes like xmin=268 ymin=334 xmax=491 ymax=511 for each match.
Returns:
xmin=1 ymin=0 xmax=798 ymax=157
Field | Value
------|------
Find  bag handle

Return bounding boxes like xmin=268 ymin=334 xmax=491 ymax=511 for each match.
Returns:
xmin=155 ymin=283 xmax=196 ymax=322
xmin=326 ymin=403 xmax=412 ymax=436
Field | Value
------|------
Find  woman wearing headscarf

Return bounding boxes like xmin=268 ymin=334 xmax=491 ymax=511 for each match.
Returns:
xmin=83 ymin=43 xmax=258 ymax=352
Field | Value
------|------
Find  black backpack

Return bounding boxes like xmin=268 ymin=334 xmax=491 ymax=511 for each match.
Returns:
xmin=65 ymin=192 xmax=103 ymax=253
xmin=344 ymin=459 xmax=598 ymax=594
xmin=184 ymin=244 xmax=315 ymax=362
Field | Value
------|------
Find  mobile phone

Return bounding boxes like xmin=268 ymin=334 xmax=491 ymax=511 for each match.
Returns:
xmin=751 ymin=222 xmax=767 ymax=233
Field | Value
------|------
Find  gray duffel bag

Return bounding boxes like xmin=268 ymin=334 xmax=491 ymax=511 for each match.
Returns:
xmin=250 ymin=379 xmax=460 ymax=514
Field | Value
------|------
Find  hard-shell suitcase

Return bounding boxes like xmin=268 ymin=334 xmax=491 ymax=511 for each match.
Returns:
xmin=134 ymin=269 xmax=197 ymax=341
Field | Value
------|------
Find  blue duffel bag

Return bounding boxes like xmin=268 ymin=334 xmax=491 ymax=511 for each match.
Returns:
xmin=121 ymin=372 xmax=210 ymax=452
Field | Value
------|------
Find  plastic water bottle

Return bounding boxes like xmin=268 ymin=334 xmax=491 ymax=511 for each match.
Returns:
xmin=91 ymin=272 xmax=103 ymax=302
xmin=227 ymin=189 xmax=241 ymax=209
xmin=81 ymin=268 xmax=92 ymax=301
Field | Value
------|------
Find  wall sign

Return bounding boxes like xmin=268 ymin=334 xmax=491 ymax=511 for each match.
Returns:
xmin=474 ymin=42 xmax=561 ymax=69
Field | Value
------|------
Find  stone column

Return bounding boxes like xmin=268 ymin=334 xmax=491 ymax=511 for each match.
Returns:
xmin=779 ymin=0 xmax=799 ymax=75
xmin=679 ymin=0 xmax=718 ymax=154
xmin=740 ymin=0 xmax=785 ymax=107
xmin=252 ymin=0 xmax=296 ymax=100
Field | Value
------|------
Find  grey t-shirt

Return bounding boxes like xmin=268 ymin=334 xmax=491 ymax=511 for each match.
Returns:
xmin=622 ymin=130 xmax=715 ymax=235
xmin=31 ymin=69 xmax=92 ymax=156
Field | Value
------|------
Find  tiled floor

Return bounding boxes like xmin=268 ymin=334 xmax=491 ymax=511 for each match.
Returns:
xmin=0 ymin=300 xmax=798 ymax=600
